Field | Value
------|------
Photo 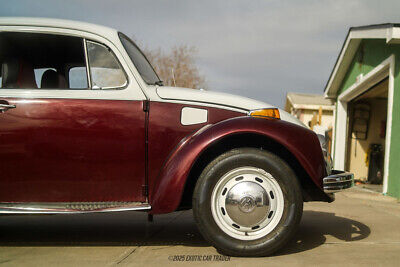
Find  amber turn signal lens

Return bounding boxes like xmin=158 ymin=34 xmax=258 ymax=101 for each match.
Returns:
xmin=249 ymin=108 xmax=280 ymax=120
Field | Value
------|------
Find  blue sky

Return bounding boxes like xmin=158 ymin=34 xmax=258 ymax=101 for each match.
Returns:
xmin=1 ymin=0 xmax=400 ymax=107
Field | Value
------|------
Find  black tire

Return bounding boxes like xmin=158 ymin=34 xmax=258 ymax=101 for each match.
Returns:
xmin=192 ymin=147 xmax=303 ymax=257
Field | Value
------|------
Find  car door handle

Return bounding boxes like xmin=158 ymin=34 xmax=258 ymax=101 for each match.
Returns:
xmin=0 ymin=103 xmax=16 ymax=113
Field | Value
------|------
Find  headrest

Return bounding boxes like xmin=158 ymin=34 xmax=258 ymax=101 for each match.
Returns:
xmin=1 ymin=58 xmax=37 ymax=89
xmin=41 ymin=69 xmax=59 ymax=89
xmin=1 ymin=58 xmax=19 ymax=88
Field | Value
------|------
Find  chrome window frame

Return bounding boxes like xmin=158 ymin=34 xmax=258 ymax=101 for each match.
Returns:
xmin=85 ymin=40 xmax=128 ymax=90
xmin=83 ymin=38 xmax=92 ymax=89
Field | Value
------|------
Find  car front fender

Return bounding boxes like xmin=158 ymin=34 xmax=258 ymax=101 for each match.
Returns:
xmin=149 ymin=116 xmax=326 ymax=214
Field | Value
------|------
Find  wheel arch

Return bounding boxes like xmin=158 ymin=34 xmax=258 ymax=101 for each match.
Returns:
xmin=178 ymin=132 xmax=329 ymax=210
xmin=149 ymin=117 xmax=329 ymax=214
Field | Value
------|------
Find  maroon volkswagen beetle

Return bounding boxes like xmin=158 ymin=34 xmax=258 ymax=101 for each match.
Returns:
xmin=0 ymin=18 xmax=353 ymax=256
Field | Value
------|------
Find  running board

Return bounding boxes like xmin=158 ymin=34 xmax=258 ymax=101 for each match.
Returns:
xmin=0 ymin=202 xmax=151 ymax=214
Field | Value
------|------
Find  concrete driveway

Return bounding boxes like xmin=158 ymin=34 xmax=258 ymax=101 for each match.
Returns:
xmin=1 ymin=186 xmax=400 ymax=266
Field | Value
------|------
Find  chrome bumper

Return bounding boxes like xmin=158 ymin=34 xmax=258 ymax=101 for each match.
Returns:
xmin=323 ymin=170 xmax=354 ymax=193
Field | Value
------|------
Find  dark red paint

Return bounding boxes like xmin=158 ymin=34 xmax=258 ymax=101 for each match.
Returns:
xmin=150 ymin=116 xmax=326 ymax=214
xmin=147 ymin=101 xmax=243 ymax=198
xmin=0 ymin=97 xmax=326 ymax=213
xmin=0 ymin=98 xmax=146 ymax=202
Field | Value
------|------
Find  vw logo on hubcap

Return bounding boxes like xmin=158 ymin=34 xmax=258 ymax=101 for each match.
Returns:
xmin=225 ymin=181 xmax=270 ymax=227
xmin=238 ymin=196 xmax=256 ymax=213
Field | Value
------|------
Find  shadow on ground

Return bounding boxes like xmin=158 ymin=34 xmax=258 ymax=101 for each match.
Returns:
xmin=277 ymin=210 xmax=371 ymax=255
xmin=0 ymin=210 xmax=370 ymax=255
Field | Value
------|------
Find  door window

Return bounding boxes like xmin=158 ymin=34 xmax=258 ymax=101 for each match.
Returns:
xmin=0 ymin=32 xmax=87 ymax=89
xmin=0 ymin=32 xmax=128 ymax=90
xmin=119 ymin=33 xmax=160 ymax=85
xmin=86 ymin=41 xmax=127 ymax=89
xmin=69 ymin=66 xmax=89 ymax=89
xmin=34 ymin=68 xmax=57 ymax=88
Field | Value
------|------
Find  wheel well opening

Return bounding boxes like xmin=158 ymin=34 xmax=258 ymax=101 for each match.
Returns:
xmin=178 ymin=133 xmax=329 ymax=210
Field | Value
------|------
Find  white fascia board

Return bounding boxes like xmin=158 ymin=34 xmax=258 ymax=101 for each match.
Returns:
xmin=350 ymin=28 xmax=387 ymax=39
xmin=292 ymin=104 xmax=335 ymax=111
xmin=338 ymin=55 xmax=393 ymax=102
xmin=324 ymin=28 xmax=388 ymax=98
xmin=324 ymin=37 xmax=361 ymax=98
xmin=386 ymin=27 xmax=400 ymax=44
xmin=286 ymin=94 xmax=294 ymax=107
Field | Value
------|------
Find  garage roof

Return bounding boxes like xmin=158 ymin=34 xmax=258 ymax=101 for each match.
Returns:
xmin=324 ymin=23 xmax=400 ymax=99
xmin=286 ymin=93 xmax=334 ymax=111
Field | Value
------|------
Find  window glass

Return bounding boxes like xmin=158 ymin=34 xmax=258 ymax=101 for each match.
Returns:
xmin=0 ymin=32 xmax=87 ymax=89
xmin=69 ymin=66 xmax=88 ymax=89
xmin=34 ymin=68 xmax=56 ymax=88
xmin=119 ymin=33 xmax=160 ymax=85
xmin=86 ymin=41 xmax=127 ymax=89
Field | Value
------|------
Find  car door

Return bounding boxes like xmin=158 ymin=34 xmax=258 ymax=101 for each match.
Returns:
xmin=0 ymin=30 xmax=147 ymax=203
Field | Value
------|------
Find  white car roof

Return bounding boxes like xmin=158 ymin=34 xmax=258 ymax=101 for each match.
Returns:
xmin=0 ymin=17 xmax=118 ymax=40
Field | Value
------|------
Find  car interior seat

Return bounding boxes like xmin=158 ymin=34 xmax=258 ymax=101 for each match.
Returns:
xmin=41 ymin=69 xmax=67 ymax=89
xmin=1 ymin=58 xmax=38 ymax=89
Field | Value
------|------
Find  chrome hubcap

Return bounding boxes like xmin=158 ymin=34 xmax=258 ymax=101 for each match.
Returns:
xmin=225 ymin=181 xmax=269 ymax=227
xmin=211 ymin=167 xmax=284 ymax=240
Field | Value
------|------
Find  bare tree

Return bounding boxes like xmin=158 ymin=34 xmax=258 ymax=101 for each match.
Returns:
xmin=143 ymin=45 xmax=206 ymax=89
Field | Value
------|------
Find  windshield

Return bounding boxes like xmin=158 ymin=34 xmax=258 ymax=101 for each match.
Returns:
xmin=118 ymin=32 xmax=161 ymax=85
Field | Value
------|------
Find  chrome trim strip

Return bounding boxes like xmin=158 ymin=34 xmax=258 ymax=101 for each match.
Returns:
xmin=0 ymin=202 xmax=151 ymax=214
xmin=323 ymin=171 xmax=354 ymax=193
xmin=83 ymin=38 xmax=92 ymax=89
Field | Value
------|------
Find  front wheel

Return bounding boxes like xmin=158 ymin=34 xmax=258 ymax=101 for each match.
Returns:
xmin=192 ymin=148 xmax=303 ymax=257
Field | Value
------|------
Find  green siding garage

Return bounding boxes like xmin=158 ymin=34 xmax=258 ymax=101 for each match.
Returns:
xmin=325 ymin=24 xmax=400 ymax=199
